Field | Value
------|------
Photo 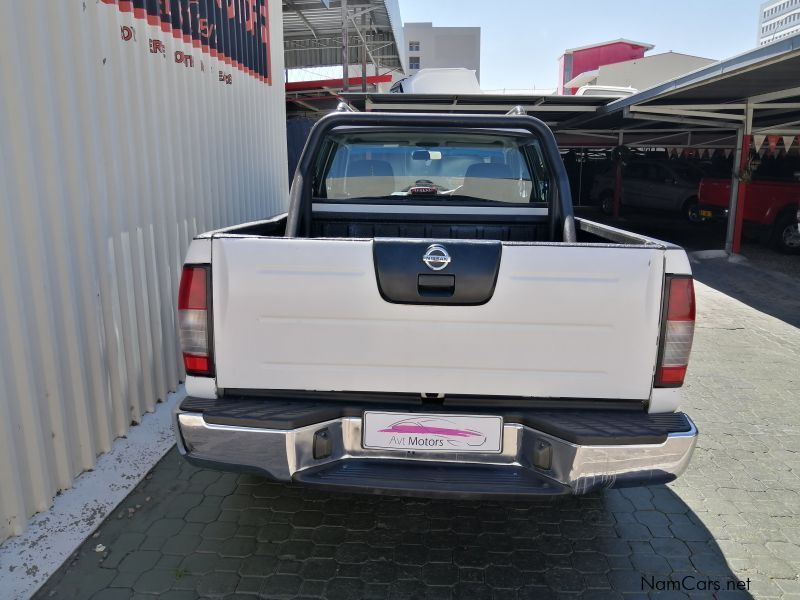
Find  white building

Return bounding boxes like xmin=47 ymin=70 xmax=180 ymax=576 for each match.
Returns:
xmin=564 ymin=52 xmax=716 ymax=93
xmin=402 ymin=22 xmax=481 ymax=82
xmin=759 ymin=0 xmax=800 ymax=45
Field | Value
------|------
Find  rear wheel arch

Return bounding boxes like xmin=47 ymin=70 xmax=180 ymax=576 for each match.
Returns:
xmin=771 ymin=203 xmax=800 ymax=254
xmin=772 ymin=201 xmax=799 ymax=221
xmin=682 ymin=196 xmax=702 ymax=223
xmin=599 ymin=189 xmax=615 ymax=214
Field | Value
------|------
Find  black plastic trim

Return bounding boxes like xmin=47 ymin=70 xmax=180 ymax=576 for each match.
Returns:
xmin=311 ymin=209 xmax=548 ymax=224
xmin=179 ymin=395 xmax=692 ymax=445
xmin=181 ymin=396 xmax=419 ymax=430
xmin=293 ymin=459 xmax=570 ymax=499
xmin=373 ymin=239 xmax=502 ymax=305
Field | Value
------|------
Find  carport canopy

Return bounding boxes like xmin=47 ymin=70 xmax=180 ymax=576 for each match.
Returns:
xmin=283 ymin=0 xmax=405 ymax=74
xmin=560 ymin=33 xmax=800 ymax=253
xmin=341 ymin=92 xmax=612 ymax=128
xmin=342 ymin=35 xmax=800 ymax=254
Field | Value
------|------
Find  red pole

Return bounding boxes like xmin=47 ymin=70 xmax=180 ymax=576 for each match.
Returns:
xmin=732 ymin=135 xmax=751 ymax=254
xmin=613 ymin=160 xmax=622 ymax=218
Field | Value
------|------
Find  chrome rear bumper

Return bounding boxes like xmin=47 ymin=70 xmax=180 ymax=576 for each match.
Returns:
xmin=174 ymin=409 xmax=697 ymax=497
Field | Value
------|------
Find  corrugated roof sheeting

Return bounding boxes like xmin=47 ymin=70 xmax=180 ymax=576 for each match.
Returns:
xmin=342 ymin=93 xmax=611 ymax=125
xmin=555 ymin=130 xmax=740 ymax=148
xmin=283 ymin=0 xmax=404 ymax=71
xmin=0 ymin=0 xmax=288 ymax=542
xmin=285 ymin=33 xmax=400 ymax=69
xmin=383 ymin=0 xmax=405 ymax=72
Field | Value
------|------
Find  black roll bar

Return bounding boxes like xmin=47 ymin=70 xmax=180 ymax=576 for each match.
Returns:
xmin=285 ymin=112 xmax=575 ymax=242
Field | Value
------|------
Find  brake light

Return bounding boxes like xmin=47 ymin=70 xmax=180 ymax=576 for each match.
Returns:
xmin=178 ymin=265 xmax=213 ymax=377
xmin=655 ymin=276 xmax=695 ymax=387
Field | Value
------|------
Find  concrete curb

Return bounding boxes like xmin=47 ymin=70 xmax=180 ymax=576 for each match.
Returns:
xmin=689 ymin=249 xmax=751 ymax=264
xmin=0 ymin=386 xmax=185 ymax=600
xmin=690 ymin=249 xmax=730 ymax=260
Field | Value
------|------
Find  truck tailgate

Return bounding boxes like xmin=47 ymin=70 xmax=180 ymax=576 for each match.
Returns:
xmin=211 ymin=237 xmax=665 ymax=400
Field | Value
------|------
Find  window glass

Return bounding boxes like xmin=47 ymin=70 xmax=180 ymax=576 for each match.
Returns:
xmin=625 ymin=163 xmax=648 ymax=179
xmin=647 ymin=164 xmax=670 ymax=182
xmin=409 ymin=56 xmax=420 ymax=70
xmin=668 ymin=164 xmax=703 ymax=182
xmin=318 ymin=132 xmax=546 ymax=204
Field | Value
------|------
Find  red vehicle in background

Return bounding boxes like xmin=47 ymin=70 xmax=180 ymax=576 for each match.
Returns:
xmin=698 ymin=177 xmax=800 ymax=253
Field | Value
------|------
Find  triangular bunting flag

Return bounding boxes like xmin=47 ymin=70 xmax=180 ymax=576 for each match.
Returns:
xmin=753 ymin=134 xmax=767 ymax=150
xmin=723 ymin=148 xmax=732 ymax=158
xmin=768 ymin=135 xmax=779 ymax=153
xmin=783 ymin=136 xmax=795 ymax=151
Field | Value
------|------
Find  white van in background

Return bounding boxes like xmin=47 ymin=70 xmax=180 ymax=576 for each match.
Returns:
xmin=390 ymin=67 xmax=482 ymax=94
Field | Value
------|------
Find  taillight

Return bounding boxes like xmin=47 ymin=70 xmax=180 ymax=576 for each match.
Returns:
xmin=655 ymin=276 xmax=695 ymax=387
xmin=178 ymin=265 xmax=213 ymax=377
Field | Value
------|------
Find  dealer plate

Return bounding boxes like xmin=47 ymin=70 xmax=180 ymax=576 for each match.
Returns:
xmin=699 ymin=210 xmax=714 ymax=218
xmin=362 ymin=411 xmax=503 ymax=453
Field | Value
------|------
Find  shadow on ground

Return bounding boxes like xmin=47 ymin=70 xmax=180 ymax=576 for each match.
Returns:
xmin=35 ymin=449 xmax=752 ymax=600
xmin=691 ymin=258 xmax=800 ymax=329
xmin=576 ymin=207 xmax=800 ymax=329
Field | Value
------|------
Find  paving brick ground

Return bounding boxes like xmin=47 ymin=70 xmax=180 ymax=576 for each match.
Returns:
xmin=34 ymin=269 xmax=800 ymax=599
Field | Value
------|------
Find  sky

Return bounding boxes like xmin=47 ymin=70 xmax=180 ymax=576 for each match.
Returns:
xmin=397 ymin=0 xmax=763 ymax=91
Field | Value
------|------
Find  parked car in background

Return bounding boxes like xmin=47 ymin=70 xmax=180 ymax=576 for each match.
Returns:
xmin=592 ymin=159 xmax=706 ymax=222
xmin=698 ymin=177 xmax=800 ymax=253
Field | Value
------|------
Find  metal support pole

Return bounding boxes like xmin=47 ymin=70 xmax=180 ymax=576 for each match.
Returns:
xmin=341 ymin=0 xmax=349 ymax=91
xmin=724 ymin=128 xmax=744 ymax=254
xmin=731 ymin=133 xmax=751 ymax=254
xmin=613 ymin=131 xmax=623 ymax=218
xmin=361 ymin=12 xmax=367 ymax=91
xmin=577 ymin=147 xmax=585 ymax=207
xmin=726 ymin=102 xmax=753 ymax=254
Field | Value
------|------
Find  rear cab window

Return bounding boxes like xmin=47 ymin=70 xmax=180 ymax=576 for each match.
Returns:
xmin=312 ymin=130 xmax=552 ymax=206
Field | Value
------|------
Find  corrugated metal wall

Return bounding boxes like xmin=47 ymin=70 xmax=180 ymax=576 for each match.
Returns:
xmin=0 ymin=0 xmax=288 ymax=542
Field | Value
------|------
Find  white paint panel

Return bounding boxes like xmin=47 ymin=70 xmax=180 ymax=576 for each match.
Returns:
xmin=649 ymin=387 xmax=683 ymax=414
xmin=0 ymin=0 xmax=288 ymax=542
xmin=213 ymin=239 xmax=665 ymax=400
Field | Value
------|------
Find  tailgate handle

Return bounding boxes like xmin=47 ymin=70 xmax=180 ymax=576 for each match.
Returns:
xmin=417 ymin=274 xmax=455 ymax=297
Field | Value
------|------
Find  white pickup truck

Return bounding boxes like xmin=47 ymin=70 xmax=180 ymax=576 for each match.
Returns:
xmin=173 ymin=111 xmax=697 ymax=498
